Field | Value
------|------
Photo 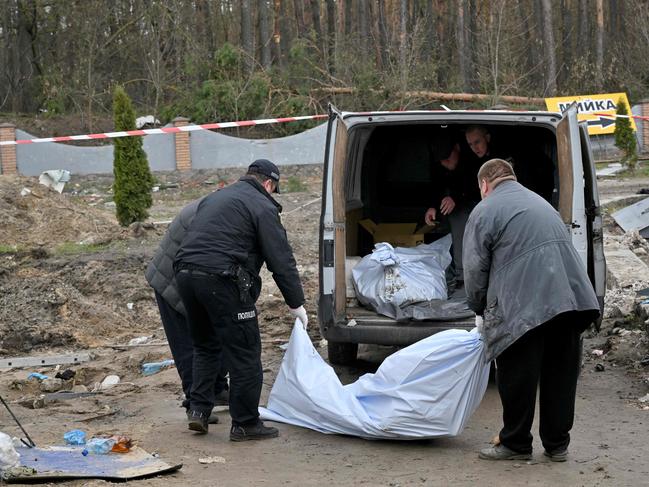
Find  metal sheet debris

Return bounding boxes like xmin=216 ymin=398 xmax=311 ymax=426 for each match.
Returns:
xmin=612 ymin=197 xmax=649 ymax=238
xmin=0 ymin=353 xmax=91 ymax=369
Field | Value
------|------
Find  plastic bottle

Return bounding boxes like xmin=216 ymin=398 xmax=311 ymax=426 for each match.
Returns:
xmin=85 ymin=438 xmax=116 ymax=454
xmin=141 ymin=359 xmax=175 ymax=376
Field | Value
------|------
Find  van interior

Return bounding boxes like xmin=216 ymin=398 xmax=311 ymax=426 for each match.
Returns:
xmin=343 ymin=122 xmax=558 ymax=321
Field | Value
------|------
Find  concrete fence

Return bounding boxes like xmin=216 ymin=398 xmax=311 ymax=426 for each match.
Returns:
xmin=0 ymin=117 xmax=327 ymax=176
xmin=1 ymin=103 xmax=648 ymax=176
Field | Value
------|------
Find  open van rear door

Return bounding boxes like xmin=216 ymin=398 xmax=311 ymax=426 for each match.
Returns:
xmin=579 ymin=124 xmax=606 ymax=328
xmin=319 ymin=105 xmax=349 ymax=328
xmin=556 ymin=104 xmax=588 ymax=268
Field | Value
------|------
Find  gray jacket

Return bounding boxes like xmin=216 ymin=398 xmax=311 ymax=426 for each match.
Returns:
xmin=463 ymin=181 xmax=600 ymax=362
xmin=145 ymin=198 xmax=203 ymax=316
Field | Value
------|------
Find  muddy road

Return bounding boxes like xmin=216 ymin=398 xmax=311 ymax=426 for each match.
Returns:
xmin=1 ymin=169 xmax=648 ymax=486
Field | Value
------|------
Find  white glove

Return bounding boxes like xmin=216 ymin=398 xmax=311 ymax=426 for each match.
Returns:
xmin=475 ymin=315 xmax=484 ymax=334
xmin=289 ymin=305 xmax=308 ymax=330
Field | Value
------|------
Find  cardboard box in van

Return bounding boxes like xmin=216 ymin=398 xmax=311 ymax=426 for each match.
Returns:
xmin=359 ymin=219 xmax=434 ymax=247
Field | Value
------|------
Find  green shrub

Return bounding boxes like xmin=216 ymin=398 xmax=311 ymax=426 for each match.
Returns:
xmin=614 ymin=98 xmax=638 ymax=172
xmin=284 ymin=176 xmax=307 ymax=193
xmin=112 ymin=86 xmax=154 ymax=226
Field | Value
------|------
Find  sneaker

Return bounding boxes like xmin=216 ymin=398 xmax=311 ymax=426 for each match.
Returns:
xmin=230 ymin=421 xmax=279 ymax=442
xmin=478 ymin=444 xmax=532 ymax=461
xmin=544 ymin=448 xmax=568 ymax=462
xmin=187 ymin=410 xmax=209 ymax=434
xmin=186 ymin=410 xmax=219 ymax=425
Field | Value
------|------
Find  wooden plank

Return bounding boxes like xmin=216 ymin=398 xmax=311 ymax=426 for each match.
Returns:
xmin=0 ymin=353 xmax=91 ymax=369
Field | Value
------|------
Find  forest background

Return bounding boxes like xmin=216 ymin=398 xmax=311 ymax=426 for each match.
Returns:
xmin=1 ymin=0 xmax=649 ymax=137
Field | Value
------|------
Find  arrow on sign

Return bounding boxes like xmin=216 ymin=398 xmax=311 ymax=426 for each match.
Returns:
xmin=587 ymin=116 xmax=616 ymax=129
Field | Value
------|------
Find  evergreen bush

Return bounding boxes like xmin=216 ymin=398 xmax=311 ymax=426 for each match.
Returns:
xmin=614 ymin=97 xmax=638 ymax=172
xmin=112 ymin=86 xmax=154 ymax=226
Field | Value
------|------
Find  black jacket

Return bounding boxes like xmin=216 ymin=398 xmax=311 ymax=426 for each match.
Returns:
xmin=174 ymin=176 xmax=305 ymax=309
xmin=145 ymin=198 xmax=203 ymax=316
xmin=431 ymin=154 xmax=481 ymax=210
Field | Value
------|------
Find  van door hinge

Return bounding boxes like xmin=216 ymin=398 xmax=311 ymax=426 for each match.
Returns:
xmin=570 ymin=221 xmax=581 ymax=229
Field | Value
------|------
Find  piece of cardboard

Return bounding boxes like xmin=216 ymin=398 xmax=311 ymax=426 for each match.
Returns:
xmin=359 ymin=219 xmax=434 ymax=248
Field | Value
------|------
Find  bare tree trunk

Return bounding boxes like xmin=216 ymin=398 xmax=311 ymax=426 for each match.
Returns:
xmin=293 ymin=0 xmax=306 ymax=38
xmin=241 ymin=0 xmax=254 ymax=73
xmin=456 ymin=0 xmax=469 ymax=92
xmin=325 ymin=0 xmax=335 ymax=72
xmin=595 ymin=0 xmax=604 ymax=87
xmin=259 ymin=0 xmax=272 ymax=69
xmin=309 ymin=0 xmax=322 ymax=54
xmin=358 ymin=0 xmax=369 ymax=54
xmin=540 ymin=0 xmax=557 ymax=95
xmin=272 ymin=0 xmax=283 ymax=66
xmin=578 ymin=0 xmax=589 ymax=59
xmin=399 ymin=0 xmax=408 ymax=87
xmin=279 ymin=0 xmax=291 ymax=65
xmin=344 ymin=0 xmax=352 ymax=37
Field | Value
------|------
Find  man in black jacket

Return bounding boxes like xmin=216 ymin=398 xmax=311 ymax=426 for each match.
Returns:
xmin=423 ymin=133 xmax=481 ymax=286
xmin=145 ymin=198 xmax=228 ymax=424
xmin=175 ymin=159 xmax=307 ymax=441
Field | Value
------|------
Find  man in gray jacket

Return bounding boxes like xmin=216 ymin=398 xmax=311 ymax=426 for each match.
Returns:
xmin=463 ymin=159 xmax=600 ymax=462
xmin=145 ymin=198 xmax=228 ymax=423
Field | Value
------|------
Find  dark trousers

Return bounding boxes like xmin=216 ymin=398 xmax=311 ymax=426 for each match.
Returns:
xmin=154 ymin=291 xmax=228 ymax=410
xmin=495 ymin=312 xmax=585 ymax=454
xmin=175 ymin=270 xmax=263 ymax=426
xmin=448 ymin=201 xmax=477 ymax=281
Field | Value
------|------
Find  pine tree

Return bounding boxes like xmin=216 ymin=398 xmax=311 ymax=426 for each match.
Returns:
xmin=614 ymin=97 xmax=638 ymax=172
xmin=112 ymin=86 xmax=154 ymax=226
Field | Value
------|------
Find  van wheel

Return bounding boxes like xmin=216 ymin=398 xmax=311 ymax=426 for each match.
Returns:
xmin=327 ymin=341 xmax=358 ymax=365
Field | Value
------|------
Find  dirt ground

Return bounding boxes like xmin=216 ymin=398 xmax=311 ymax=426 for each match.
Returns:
xmin=1 ymin=168 xmax=648 ymax=487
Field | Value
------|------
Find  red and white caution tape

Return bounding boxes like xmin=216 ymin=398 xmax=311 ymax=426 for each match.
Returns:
xmin=0 ymin=114 xmax=328 ymax=146
xmin=594 ymin=112 xmax=649 ymax=121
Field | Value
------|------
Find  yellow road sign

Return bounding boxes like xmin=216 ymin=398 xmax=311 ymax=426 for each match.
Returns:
xmin=545 ymin=92 xmax=637 ymax=135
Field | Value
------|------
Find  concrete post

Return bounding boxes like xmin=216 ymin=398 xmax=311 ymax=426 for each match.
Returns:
xmin=173 ymin=117 xmax=191 ymax=171
xmin=641 ymin=99 xmax=649 ymax=154
xmin=0 ymin=123 xmax=17 ymax=175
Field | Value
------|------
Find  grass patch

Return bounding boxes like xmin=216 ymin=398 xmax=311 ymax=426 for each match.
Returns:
xmin=0 ymin=244 xmax=21 ymax=254
xmin=284 ymin=176 xmax=308 ymax=193
xmin=54 ymin=241 xmax=111 ymax=255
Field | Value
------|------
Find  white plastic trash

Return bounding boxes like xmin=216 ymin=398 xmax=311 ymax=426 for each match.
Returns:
xmin=0 ymin=431 xmax=20 ymax=471
xmin=260 ymin=321 xmax=490 ymax=440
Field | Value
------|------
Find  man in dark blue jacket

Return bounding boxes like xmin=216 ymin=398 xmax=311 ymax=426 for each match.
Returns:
xmin=175 ymin=159 xmax=307 ymax=441
xmin=145 ymin=198 xmax=228 ymax=425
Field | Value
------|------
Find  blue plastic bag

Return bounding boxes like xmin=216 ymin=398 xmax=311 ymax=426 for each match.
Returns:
xmin=27 ymin=372 xmax=49 ymax=381
xmin=86 ymin=438 xmax=115 ymax=454
xmin=141 ymin=359 xmax=175 ymax=376
xmin=64 ymin=429 xmax=86 ymax=445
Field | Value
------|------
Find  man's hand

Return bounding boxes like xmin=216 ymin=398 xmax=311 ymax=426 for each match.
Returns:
xmin=440 ymin=196 xmax=456 ymax=215
xmin=475 ymin=315 xmax=484 ymax=334
xmin=290 ymin=306 xmax=308 ymax=330
xmin=424 ymin=207 xmax=437 ymax=225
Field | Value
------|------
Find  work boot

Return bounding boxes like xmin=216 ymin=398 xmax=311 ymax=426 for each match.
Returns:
xmin=186 ymin=410 xmax=219 ymax=425
xmin=543 ymin=448 xmax=568 ymax=462
xmin=230 ymin=421 xmax=279 ymax=442
xmin=187 ymin=410 xmax=209 ymax=434
xmin=478 ymin=444 xmax=532 ymax=461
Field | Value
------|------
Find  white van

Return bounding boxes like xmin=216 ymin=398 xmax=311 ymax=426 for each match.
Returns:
xmin=318 ymin=105 xmax=606 ymax=364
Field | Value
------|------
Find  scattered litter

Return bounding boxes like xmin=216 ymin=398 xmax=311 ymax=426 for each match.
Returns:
xmin=38 ymin=169 xmax=71 ymax=193
xmin=0 ymin=432 xmax=20 ymax=471
xmin=126 ymin=302 xmax=134 ymax=310
xmin=346 ymin=319 xmax=357 ymax=327
xmin=128 ymin=336 xmax=152 ymax=346
xmin=110 ymin=436 xmax=132 ymax=453
xmin=278 ymin=343 xmax=289 ymax=351
xmin=595 ymin=163 xmax=625 ymax=178
xmin=595 ymin=364 xmax=605 ymax=372
xmin=85 ymin=438 xmax=116 ymax=455
xmin=40 ymin=378 xmax=64 ymax=393
xmin=20 ymin=188 xmax=31 ymax=197
xmin=640 ymin=357 xmax=649 ymax=367
xmin=55 ymin=369 xmax=76 ymax=381
xmin=27 ymin=373 xmax=49 ymax=381
xmin=198 ymin=456 xmax=226 ymax=464
xmin=591 ymin=349 xmax=604 ymax=357
xmin=639 ymin=394 xmax=649 ymax=403
xmin=152 ymin=186 xmax=160 ymax=192
xmin=611 ymin=197 xmax=649 ymax=238
xmin=1 ymin=353 xmax=91 ymax=369
xmin=99 ymin=375 xmax=120 ymax=390
xmin=141 ymin=359 xmax=174 ymax=376
xmin=64 ymin=430 xmax=86 ymax=446
xmin=135 ymin=115 xmax=160 ymax=129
